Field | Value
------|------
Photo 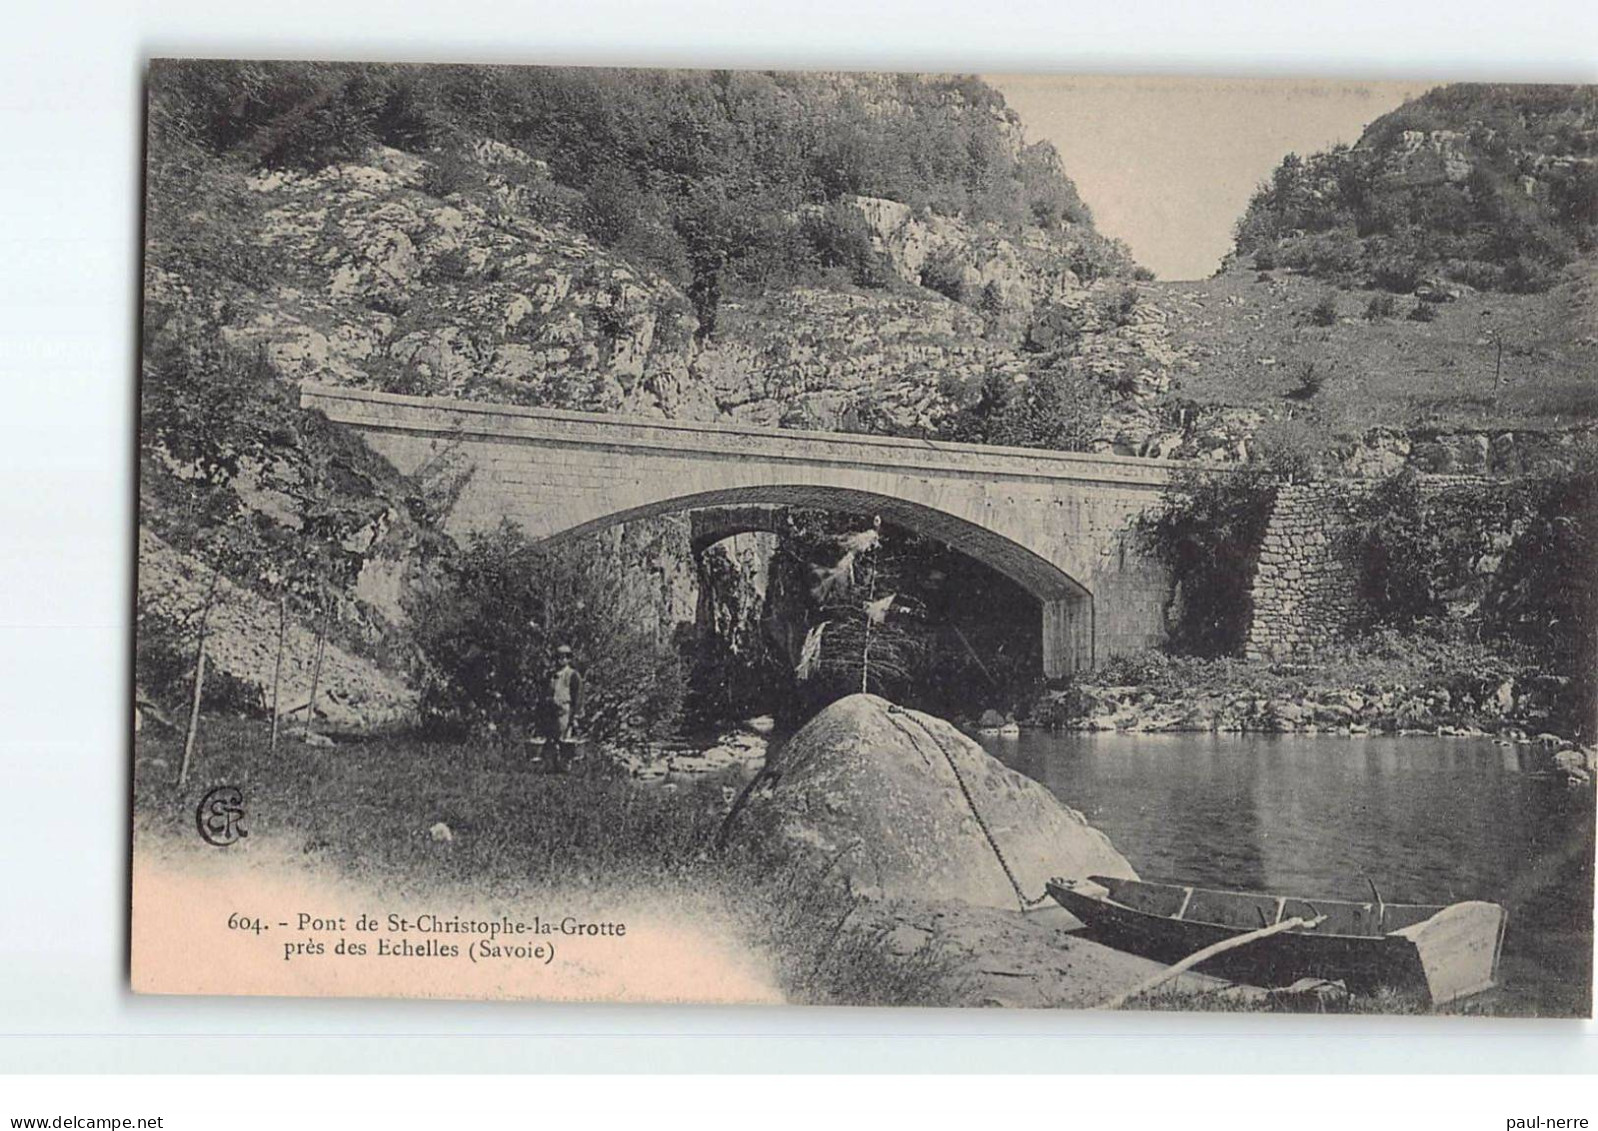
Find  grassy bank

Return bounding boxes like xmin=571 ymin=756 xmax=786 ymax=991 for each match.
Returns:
xmin=133 ymin=716 xmax=961 ymax=1006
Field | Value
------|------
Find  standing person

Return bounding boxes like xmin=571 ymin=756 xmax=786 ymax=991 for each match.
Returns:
xmin=542 ymin=643 xmax=583 ymax=773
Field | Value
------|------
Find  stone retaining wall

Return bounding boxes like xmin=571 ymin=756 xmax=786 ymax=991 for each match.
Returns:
xmin=1243 ymin=482 xmax=1361 ymax=660
xmin=1243 ymin=474 xmax=1502 ymax=660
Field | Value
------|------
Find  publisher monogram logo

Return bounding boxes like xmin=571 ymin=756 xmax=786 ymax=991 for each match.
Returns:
xmin=196 ymin=786 xmax=247 ymax=847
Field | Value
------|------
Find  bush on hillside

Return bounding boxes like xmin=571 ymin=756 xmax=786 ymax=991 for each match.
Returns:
xmin=420 ymin=148 xmax=487 ymax=199
xmin=1347 ymin=471 xmax=1526 ymax=630
xmin=139 ymin=309 xmax=403 ymax=606
xmin=1098 ymin=285 xmax=1140 ymax=328
xmin=1487 ymin=456 xmax=1598 ymax=735
xmin=918 ymin=248 xmax=968 ymax=302
xmin=936 ymin=367 xmax=1108 ymax=453
xmin=798 ymin=201 xmax=891 ymax=289
xmin=1363 ymin=293 xmax=1398 ymax=320
xmin=1345 ymin=461 xmax=1598 ymax=735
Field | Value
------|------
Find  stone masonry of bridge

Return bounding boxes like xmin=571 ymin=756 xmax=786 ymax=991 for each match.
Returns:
xmin=302 ymin=385 xmax=1182 ymax=677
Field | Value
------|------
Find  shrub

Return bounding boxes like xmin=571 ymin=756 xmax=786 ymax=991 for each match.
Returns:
xmin=1136 ymin=467 xmax=1277 ymax=656
xmin=579 ymin=164 xmax=651 ymax=246
xmin=1344 ymin=461 xmax=1598 ymax=735
xmin=1489 ymin=458 xmax=1598 ymax=736
xmin=368 ymin=353 xmax=446 ymax=398
xmin=1370 ymin=256 xmax=1423 ymax=294
xmin=1501 ymin=254 xmax=1560 ymax=294
xmin=978 ymin=280 xmax=1005 ymax=318
xmin=1408 ymin=301 xmax=1438 ymax=323
xmin=1098 ymin=649 xmax=1173 ymax=687
xmin=1066 ymin=241 xmax=1120 ymax=284
xmin=426 ymin=247 xmax=471 ymax=282
xmin=1286 ymin=362 xmax=1327 ymax=400
xmin=1309 ymin=292 xmax=1339 ymax=326
xmin=1363 ymin=293 xmax=1398 ymax=320
xmin=420 ymin=148 xmax=484 ymax=199
xmin=1098 ymin=285 xmax=1140 ymax=328
xmin=135 ymin=606 xmax=204 ymax=713
xmin=1347 ymin=472 xmax=1524 ymax=629
xmin=798 ymin=202 xmax=889 ymax=289
xmin=1280 ymin=230 xmax=1364 ymax=278
xmin=936 ymin=367 xmax=1108 ymax=453
xmin=918 ymin=248 xmax=967 ymax=302
xmin=1251 ymin=414 xmax=1338 ymax=481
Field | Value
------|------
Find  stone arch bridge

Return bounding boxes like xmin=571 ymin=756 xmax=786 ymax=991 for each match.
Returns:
xmin=303 ymin=385 xmax=1183 ymax=677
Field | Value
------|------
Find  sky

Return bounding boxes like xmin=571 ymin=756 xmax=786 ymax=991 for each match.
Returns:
xmin=988 ymin=76 xmax=1435 ymax=280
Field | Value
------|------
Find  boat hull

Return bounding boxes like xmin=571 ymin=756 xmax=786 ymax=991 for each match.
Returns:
xmin=1048 ymin=877 xmax=1506 ymax=1005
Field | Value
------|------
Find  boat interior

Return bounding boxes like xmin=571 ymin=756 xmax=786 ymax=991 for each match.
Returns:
xmin=1090 ymin=876 xmax=1445 ymax=938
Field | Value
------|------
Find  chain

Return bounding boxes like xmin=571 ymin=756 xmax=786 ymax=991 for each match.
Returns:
xmin=884 ymin=706 xmax=1050 ymax=913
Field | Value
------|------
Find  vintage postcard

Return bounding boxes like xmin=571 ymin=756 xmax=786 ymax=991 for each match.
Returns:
xmin=132 ymin=62 xmax=1596 ymax=1013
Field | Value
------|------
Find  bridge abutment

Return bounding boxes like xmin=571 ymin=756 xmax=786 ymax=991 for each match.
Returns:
xmin=1041 ymin=595 xmax=1093 ymax=678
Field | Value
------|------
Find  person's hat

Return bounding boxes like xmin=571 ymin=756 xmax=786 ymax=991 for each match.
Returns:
xmin=555 ymin=644 xmax=574 ymax=656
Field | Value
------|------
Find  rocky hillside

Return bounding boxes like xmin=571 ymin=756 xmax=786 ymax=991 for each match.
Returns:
xmin=136 ymin=68 xmax=1598 ymax=734
xmin=1130 ymin=83 xmax=1598 ymax=470
xmin=1144 ymin=259 xmax=1598 ymax=464
xmin=1232 ymin=83 xmax=1597 ymax=295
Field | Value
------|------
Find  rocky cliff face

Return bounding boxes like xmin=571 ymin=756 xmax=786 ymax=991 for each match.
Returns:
xmin=148 ymin=137 xmax=1197 ymax=447
xmin=174 ymin=143 xmax=712 ymax=420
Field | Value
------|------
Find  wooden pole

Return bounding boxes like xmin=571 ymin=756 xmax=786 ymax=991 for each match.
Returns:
xmin=859 ymin=552 xmax=876 ymax=695
xmin=178 ymin=568 xmax=220 ymax=788
xmin=304 ymin=589 xmax=328 ymax=741
xmin=1096 ymin=914 xmax=1327 ymax=1010
xmin=269 ymin=592 xmax=287 ymax=756
xmin=950 ymin=624 xmax=997 ymax=689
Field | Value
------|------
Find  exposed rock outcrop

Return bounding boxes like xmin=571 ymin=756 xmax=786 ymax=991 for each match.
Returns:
xmin=137 ymin=528 xmax=419 ymax=733
xmin=729 ymin=694 xmax=1136 ymax=910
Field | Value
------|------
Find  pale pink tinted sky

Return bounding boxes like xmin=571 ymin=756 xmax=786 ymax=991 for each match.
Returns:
xmin=988 ymin=76 xmax=1436 ymax=280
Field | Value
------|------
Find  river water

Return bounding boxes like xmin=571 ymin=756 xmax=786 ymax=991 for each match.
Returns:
xmin=981 ymin=730 xmax=1595 ymax=1015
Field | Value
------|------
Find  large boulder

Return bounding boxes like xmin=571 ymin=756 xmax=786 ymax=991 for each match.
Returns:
xmin=731 ymin=694 xmax=1136 ymax=910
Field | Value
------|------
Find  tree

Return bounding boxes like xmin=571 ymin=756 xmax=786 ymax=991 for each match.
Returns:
xmin=794 ymin=518 xmax=923 ymax=701
xmin=409 ymin=522 xmax=686 ymax=746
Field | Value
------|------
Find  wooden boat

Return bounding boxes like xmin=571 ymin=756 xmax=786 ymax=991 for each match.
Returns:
xmin=1047 ymin=875 xmax=1508 ymax=1005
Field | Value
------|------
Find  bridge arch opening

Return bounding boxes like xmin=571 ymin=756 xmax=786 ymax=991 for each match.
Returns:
xmin=537 ymin=484 xmax=1094 ymax=676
